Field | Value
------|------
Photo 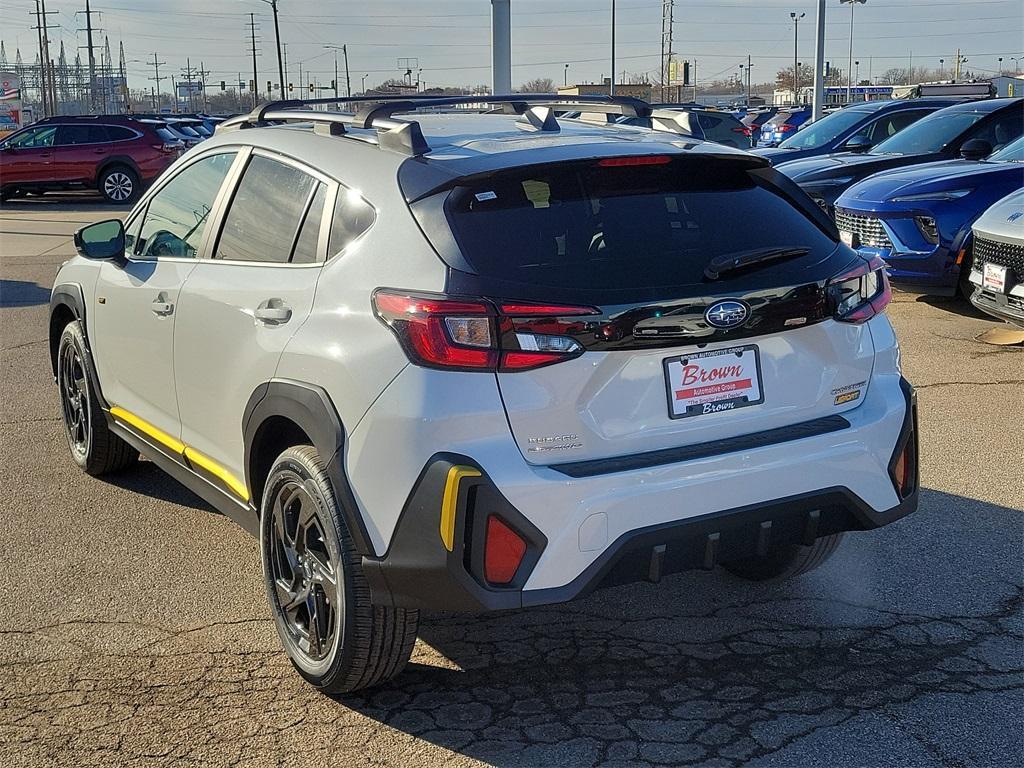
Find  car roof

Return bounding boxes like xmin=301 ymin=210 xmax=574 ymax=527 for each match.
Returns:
xmin=937 ymin=97 xmax=1020 ymax=113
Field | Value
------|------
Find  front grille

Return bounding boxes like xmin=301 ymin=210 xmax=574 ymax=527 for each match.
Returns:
xmin=834 ymin=209 xmax=893 ymax=249
xmin=973 ymin=236 xmax=1024 ymax=276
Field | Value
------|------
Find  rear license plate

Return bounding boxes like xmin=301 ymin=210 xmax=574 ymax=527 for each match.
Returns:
xmin=839 ymin=230 xmax=858 ymax=248
xmin=664 ymin=345 xmax=764 ymax=419
xmin=983 ymin=262 xmax=1007 ymax=293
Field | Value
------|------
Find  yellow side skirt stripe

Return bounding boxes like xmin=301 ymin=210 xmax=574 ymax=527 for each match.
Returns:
xmin=109 ymin=406 xmax=249 ymax=503
xmin=439 ymin=465 xmax=481 ymax=552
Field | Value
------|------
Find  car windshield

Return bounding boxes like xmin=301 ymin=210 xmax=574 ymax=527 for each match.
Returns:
xmin=869 ymin=110 xmax=987 ymax=156
xmin=778 ymin=108 xmax=871 ymax=149
xmin=987 ymin=134 xmax=1024 ymax=163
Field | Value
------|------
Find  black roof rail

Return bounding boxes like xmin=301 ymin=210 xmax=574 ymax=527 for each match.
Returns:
xmin=216 ymin=93 xmax=655 ymax=157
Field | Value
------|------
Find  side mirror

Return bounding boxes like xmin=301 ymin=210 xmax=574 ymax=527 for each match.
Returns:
xmin=74 ymin=219 xmax=126 ymax=266
xmin=844 ymin=135 xmax=873 ymax=153
xmin=959 ymin=138 xmax=992 ymax=161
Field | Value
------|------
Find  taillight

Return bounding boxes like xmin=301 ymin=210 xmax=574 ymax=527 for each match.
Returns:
xmin=778 ymin=124 xmax=797 ymax=133
xmin=373 ymin=289 xmax=598 ymax=372
xmin=153 ymin=142 xmax=180 ymax=154
xmin=828 ymin=255 xmax=891 ymax=323
xmin=484 ymin=516 xmax=527 ymax=584
xmin=734 ymin=126 xmax=752 ymax=136
xmin=596 ymin=155 xmax=671 ymax=167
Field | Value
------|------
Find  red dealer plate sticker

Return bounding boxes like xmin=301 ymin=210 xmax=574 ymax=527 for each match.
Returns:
xmin=663 ymin=345 xmax=764 ymax=420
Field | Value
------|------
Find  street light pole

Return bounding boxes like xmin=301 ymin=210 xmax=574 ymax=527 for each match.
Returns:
xmin=564 ymin=63 xmax=569 ymax=87
xmin=610 ymin=0 xmax=616 ymax=96
xmin=811 ymin=0 xmax=826 ymax=121
xmin=361 ymin=73 xmax=368 ymax=94
xmin=839 ymin=0 xmax=865 ymax=104
xmin=790 ymin=12 xmax=805 ymax=107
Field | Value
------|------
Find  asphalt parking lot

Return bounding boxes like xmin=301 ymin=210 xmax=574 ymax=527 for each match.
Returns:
xmin=1 ymin=195 xmax=1022 ymax=768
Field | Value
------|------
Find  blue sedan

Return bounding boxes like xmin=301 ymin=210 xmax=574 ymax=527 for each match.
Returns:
xmin=833 ymin=134 xmax=1024 ymax=295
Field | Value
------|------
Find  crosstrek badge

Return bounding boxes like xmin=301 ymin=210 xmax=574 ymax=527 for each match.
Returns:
xmin=663 ymin=345 xmax=764 ymax=419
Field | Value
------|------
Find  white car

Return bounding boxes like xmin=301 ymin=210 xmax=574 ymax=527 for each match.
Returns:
xmin=49 ymin=95 xmax=919 ymax=692
xmin=967 ymin=188 xmax=1024 ymax=327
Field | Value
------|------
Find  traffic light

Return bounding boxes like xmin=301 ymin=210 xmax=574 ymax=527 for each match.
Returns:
xmin=309 ymin=83 xmax=314 ymax=92
xmin=682 ymin=61 xmax=691 ymax=87
xmin=220 ymin=80 xmax=226 ymax=91
xmin=267 ymin=80 xmax=273 ymax=95
xmin=289 ymin=83 xmax=293 ymax=92
xmin=331 ymin=80 xmax=336 ymax=90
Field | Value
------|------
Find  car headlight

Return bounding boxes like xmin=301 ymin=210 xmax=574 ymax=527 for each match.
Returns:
xmin=889 ymin=188 xmax=973 ymax=202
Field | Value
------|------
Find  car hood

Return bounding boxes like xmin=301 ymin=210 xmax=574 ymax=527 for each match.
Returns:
xmin=777 ymin=151 xmax=929 ymax=183
xmin=973 ymin=188 xmax=1024 ymax=243
xmin=836 ymin=160 xmax=1018 ymax=205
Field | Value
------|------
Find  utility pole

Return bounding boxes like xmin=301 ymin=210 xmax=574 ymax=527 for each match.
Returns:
xmin=199 ymin=61 xmax=209 ymax=112
xmin=148 ymin=52 xmax=166 ymax=111
xmin=811 ymin=0 xmax=825 ymax=121
xmin=332 ymin=48 xmax=339 ymax=98
xmin=247 ymin=13 xmax=259 ymax=109
xmin=343 ymin=44 xmax=351 ymax=97
xmin=283 ymin=43 xmax=289 ymax=88
xmin=692 ymin=60 xmax=697 ymax=103
xmin=746 ymin=54 xmax=752 ymax=106
xmin=32 ymin=1 xmax=49 ymax=116
xmin=263 ymin=0 xmax=285 ymax=99
xmin=953 ymin=48 xmax=966 ymax=80
xmin=790 ymin=12 xmax=805 ymax=106
xmin=181 ymin=58 xmax=196 ymax=112
xmin=660 ymin=0 xmax=674 ymax=102
xmin=610 ymin=0 xmax=616 ymax=95
xmin=39 ymin=0 xmax=55 ymax=114
xmin=77 ymin=0 xmax=99 ymax=112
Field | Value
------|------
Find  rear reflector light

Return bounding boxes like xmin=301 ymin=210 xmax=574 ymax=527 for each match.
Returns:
xmin=484 ymin=516 xmax=527 ymax=584
xmin=597 ymin=155 xmax=672 ymax=167
xmin=778 ymin=124 xmax=797 ymax=132
xmin=373 ymin=289 xmax=598 ymax=372
xmin=891 ymin=419 xmax=917 ymax=499
xmin=828 ymin=255 xmax=892 ymax=323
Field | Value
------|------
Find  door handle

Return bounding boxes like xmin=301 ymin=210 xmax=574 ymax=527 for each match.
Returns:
xmin=151 ymin=299 xmax=174 ymax=316
xmin=254 ymin=299 xmax=292 ymax=325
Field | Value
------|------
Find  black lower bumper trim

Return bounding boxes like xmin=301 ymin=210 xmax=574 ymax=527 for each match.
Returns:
xmin=549 ymin=414 xmax=851 ymax=478
xmin=970 ymin=288 xmax=1024 ymax=327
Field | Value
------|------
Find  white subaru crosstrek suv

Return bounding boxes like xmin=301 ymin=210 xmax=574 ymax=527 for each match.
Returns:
xmin=49 ymin=95 xmax=918 ymax=693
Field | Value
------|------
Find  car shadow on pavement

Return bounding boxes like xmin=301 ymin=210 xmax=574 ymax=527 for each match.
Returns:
xmin=331 ymin=487 xmax=1022 ymax=768
xmin=0 ymin=279 xmax=53 ymax=308
xmin=106 ymin=460 xmax=215 ymax=514
xmin=915 ymin=293 xmax=992 ymax=321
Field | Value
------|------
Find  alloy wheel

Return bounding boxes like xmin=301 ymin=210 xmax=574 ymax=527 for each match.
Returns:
xmin=103 ymin=172 xmax=134 ymax=202
xmin=59 ymin=342 xmax=90 ymax=458
xmin=268 ymin=481 xmax=341 ymax=662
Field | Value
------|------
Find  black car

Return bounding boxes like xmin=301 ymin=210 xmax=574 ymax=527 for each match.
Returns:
xmin=778 ymin=98 xmax=1024 ymax=212
xmin=754 ymin=98 xmax=967 ymax=166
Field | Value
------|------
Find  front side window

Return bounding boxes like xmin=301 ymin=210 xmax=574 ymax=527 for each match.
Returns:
xmin=135 ymin=151 xmax=236 ymax=259
xmin=4 ymin=125 xmax=57 ymax=149
xmin=870 ymin=111 xmax=987 ymax=155
xmin=213 ymin=155 xmax=318 ymax=263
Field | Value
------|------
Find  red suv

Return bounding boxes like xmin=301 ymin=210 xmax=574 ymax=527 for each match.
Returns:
xmin=0 ymin=116 xmax=183 ymax=203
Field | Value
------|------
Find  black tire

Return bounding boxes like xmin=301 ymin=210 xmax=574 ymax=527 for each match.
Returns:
xmin=98 ymin=165 xmax=139 ymax=203
xmin=722 ymin=533 xmax=844 ymax=582
xmin=57 ymin=320 xmax=139 ymax=475
xmin=260 ymin=445 xmax=418 ymax=693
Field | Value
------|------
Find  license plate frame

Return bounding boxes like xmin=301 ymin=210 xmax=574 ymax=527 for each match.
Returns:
xmin=983 ymin=262 xmax=1008 ymax=293
xmin=839 ymin=230 xmax=859 ymax=248
xmin=663 ymin=344 xmax=765 ymax=420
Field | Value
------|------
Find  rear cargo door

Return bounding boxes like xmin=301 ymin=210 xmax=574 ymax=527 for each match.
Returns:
xmin=445 ymin=157 xmax=876 ymax=465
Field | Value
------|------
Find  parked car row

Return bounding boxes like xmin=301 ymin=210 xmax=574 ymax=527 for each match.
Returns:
xmin=0 ymin=113 xmax=225 ymax=203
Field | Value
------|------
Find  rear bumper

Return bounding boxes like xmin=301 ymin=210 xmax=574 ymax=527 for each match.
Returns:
xmin=363 ymin=377 xmax=918 ymax=613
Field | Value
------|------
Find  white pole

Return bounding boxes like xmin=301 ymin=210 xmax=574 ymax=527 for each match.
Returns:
xmin=811 ymin=0 xmax=825 ymax=120
xmin=610 ymin=0 xmax=616 ymax=96
xmin=491 ymin=0 xmax=511 ymax=95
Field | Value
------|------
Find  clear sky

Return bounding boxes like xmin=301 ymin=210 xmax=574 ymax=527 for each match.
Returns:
xmin=2 ymin=0 xmax=1022 ymax=92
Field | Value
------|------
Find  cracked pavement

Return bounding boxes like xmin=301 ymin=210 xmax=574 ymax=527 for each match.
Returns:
xmin=1 ymin=197 xmax=1022 ymax=767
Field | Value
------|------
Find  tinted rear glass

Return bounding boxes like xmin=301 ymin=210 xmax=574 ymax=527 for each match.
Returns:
xmin=446 ymin=158 xmax=836 ymax=292
xmin=870 ymin=110 xmax=987 ymax=155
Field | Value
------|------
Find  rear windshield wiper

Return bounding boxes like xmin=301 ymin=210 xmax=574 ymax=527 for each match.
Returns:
xmin=704 ymin=247 xmax=810 ymax=280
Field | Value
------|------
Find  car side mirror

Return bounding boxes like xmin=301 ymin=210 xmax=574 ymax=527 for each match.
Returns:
xmin=74 ymin=219 xmax=126 ymax=266
xmin=959 ymin=138 xmax=992 ymax=160
xmin=844 ymin=135 xmax=873 ymax=153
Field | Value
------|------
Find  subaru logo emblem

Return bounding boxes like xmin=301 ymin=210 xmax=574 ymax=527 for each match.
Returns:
xmin=705 ymin=300 xmax=749 ymax=329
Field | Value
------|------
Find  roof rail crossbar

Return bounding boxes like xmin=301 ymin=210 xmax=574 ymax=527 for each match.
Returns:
xmin=217 ymin=93 xmax=655 ymax=155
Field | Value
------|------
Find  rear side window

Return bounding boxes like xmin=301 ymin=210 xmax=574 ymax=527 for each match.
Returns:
xmin=155 ymin=127 xmax=178 ymax=143
xmin=57 ymin=125 xmax=108 ymax=145
xmin=106 ymin=126 xmax=137 ymax=142
xmin=328 ymin=187 xmax=375 ymax=256
xmin=214 ymin=155 xmax=317 ymax=263
xmin=290 ymin=184 xmax=327 ymax=264
xmin=446 ymin=158 xmax=836 ymax=292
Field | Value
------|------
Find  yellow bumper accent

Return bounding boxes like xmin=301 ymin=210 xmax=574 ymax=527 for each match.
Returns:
xmin=184 ymin=447 xmax=250 ymax=502
xmin=109 ymin=406 xmax=185 ymax=456
xmin=439 ymin=465 xmax=481 ymax=552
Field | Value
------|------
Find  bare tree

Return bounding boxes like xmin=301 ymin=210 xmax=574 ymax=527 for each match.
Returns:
xmin=877 ymin=68 xmax=908 ymax=85
xmin=518 ymin=77 xmax=555 ymax=93
xmin=774 ymin=64 xmax=815 ymax=91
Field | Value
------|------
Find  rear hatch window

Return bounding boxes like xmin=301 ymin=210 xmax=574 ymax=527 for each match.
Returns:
xmin=445 ymin=156 xmax=838 ymax=299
